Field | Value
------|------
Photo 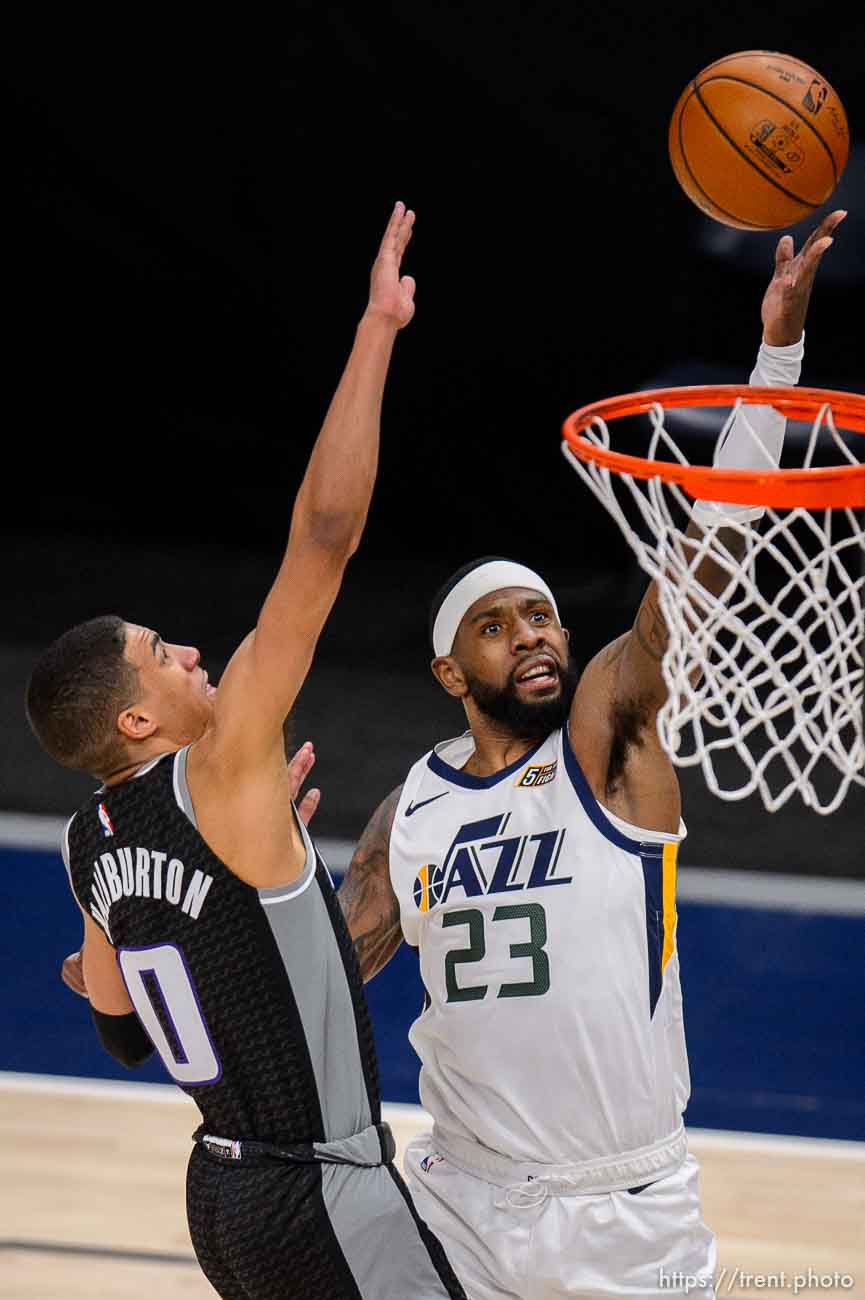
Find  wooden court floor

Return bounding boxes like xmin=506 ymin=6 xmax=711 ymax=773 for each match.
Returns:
xmin=2 ymin=1074 xmax=863 ymax=1299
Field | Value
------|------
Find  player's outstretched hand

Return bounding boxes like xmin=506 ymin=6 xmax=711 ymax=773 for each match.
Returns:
xmin=366 ymin=201 xmax=416 ymax=330
xmin=287 ymin=740 xmax=321 ymax=827
xmin=761 ymin=209 xmax=846 ymax=346
xmin=62 ymin=949 xmax=88 ymax=998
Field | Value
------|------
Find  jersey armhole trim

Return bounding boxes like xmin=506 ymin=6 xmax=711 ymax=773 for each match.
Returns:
xmin=61 ymin=814 xmax=76 ymax=886
xmin=172 ymin=747 xmax=198 ymax=827
xmin=172 ymin=746 xmax=315 ymax=903
xmin=390 ymin=783 xmax=424 ymax=947
xmin=257 ymin=807 xmax=318 ymax=905
xmin=561 ymin=724 xmax=646 ymax=853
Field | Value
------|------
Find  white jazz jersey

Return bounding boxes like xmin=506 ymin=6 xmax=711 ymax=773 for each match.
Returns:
xmin=389 ymin=724 xmax=690 ymax=1166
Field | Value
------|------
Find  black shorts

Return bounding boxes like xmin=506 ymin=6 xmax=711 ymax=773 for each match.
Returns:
xmin=186 ymin=1142 xmax=467 ymax=1300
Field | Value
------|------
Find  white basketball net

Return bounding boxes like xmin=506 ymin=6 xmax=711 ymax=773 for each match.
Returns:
xmin=563 ymin=398 xmax=865 ymax=814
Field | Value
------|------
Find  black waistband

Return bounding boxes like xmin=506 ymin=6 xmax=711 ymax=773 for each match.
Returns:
xmin=193 ymin=1121 xmax=396 ymax=1167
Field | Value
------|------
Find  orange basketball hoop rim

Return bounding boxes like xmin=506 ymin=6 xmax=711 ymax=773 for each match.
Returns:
xmin=562 ymin=384 xmax=865 ymax=510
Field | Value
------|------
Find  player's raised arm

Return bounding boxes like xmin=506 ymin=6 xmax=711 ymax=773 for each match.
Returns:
xmin=208 ymin=204 xmax=416 ymax=767
xmin=338 ymin=785 xmax=404 ymax=982
xmin=597 ymin=209 xmax=845 ymax=714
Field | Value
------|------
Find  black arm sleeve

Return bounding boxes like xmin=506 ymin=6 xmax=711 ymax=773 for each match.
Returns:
xmin=91 ymin=1008 xmax=154 ymax=1069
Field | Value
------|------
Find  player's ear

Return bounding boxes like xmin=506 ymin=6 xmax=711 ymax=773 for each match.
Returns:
xmin=562 ymin=627 xmax=570 ymax=643
xmin=430 ymin=656 xmax=469 ymax=699
xmin=116 ymin=706 xmax=159 ymax=743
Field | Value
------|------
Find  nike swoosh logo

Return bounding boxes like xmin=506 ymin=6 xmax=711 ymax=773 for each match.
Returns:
xmin=405 ymin=792 xmax=450 ymax=817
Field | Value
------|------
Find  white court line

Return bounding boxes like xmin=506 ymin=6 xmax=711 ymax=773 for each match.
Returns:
xmin=682 ymin=1126 xmax=865 ymax=1161
xmin=0 ymin=811 xmax=351 ymax=876
xmin=2 ymin=1072 xmax=863 ymax=1160
xmin=675 ymin=867 xmax=865 ymax=915
xmin=3 ymin=811 xmax=863 ymax=915
xmin=0 ymin=812 xmax=68 ymax=850
xmin=0 ymin=1071 xmax=192 ymax=1105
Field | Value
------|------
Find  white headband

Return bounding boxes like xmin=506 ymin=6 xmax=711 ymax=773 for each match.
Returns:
xmin=432 ymin=561 xmax=560 ymax=657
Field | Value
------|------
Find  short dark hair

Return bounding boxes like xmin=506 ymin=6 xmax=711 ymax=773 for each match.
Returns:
xmin=428 ymin=556 xmax=514 ymax=651
xmin=25 ymin=616 xmax=139 ymax=775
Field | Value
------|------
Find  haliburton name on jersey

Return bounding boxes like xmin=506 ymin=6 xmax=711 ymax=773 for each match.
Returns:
xmin=86 ymin=846 xmax=214 ymax=940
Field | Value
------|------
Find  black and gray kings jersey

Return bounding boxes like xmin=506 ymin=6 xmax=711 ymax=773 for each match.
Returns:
xmin=62 ymin=748 xmax=466 ymax=1300
xmin=64 ymin=748 xmax=378 ymax=1144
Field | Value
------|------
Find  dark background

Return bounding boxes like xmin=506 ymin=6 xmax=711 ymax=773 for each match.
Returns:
xmin=3 ymin=6 xmax=864 ymax=873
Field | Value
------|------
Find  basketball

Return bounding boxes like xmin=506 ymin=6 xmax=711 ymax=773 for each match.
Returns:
xmin=669 ymin=51 xmax=849 ymax=229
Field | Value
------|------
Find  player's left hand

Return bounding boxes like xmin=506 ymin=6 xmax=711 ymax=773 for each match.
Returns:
xmin=761 ymin=209 xmax=846 ymax=346
xmin=287 ymin=740 xmax=321 ymax=826
xmin=62 ymin=949 xmax=87 ymax=998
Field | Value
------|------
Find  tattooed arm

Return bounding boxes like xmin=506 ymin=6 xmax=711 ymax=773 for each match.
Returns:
xmin=338 ymin=785 xmax=404 ymax=982
xmin=567 ymin=518 xmax=743 ymax=822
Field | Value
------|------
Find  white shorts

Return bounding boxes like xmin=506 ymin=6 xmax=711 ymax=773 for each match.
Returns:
xmin=405 ymin=1135 xmax=717 ymax=1300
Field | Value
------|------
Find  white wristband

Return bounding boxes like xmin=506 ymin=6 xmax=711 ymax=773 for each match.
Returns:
xmin=691 ymin=332 xmax=804 ymax=526
xmin=751 ymin=333 xmax=804 ymax=386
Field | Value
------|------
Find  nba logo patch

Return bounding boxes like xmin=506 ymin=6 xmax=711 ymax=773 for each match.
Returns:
xmin=97 ymin=803 xmax=115 ymax=838
xmin=420 ymin=1152 xmax=445 ymax=1174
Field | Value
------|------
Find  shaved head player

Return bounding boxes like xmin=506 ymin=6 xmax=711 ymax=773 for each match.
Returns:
xmin=337 ymin=211 xmax=845 ymax=1299
xmin=28 ymin=205 xmax=466 ymax=1300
